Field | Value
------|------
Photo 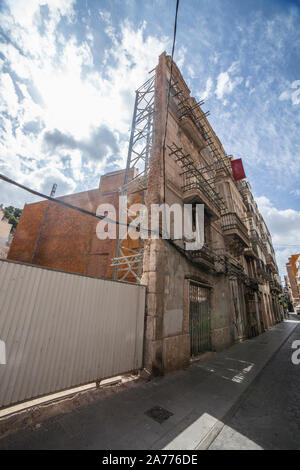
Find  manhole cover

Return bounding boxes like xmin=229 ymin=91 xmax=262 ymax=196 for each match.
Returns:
xmin=145 ymin=406 xmax=173 ymax=424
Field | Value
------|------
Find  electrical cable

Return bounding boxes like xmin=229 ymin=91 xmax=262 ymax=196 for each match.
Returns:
xmin=162 ymin=0 xmax=180 ymax=204
xmin=0 ymin=173 xmax=141 ymax=231
xmin=1 ymin=173 xmax=285 ymax=278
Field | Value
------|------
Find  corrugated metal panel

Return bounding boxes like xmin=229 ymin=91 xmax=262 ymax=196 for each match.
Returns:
xmin=0 ymin=260 xmax=146 ymax=408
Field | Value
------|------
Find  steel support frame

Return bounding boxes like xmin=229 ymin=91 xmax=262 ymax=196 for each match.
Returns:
xmin=167 ymin=143 xmax=226 ymax=213
xmin=169 ymin=79 xmax=233 ymax=180
xmin=112 ymin=74 xmax=156 ymax=283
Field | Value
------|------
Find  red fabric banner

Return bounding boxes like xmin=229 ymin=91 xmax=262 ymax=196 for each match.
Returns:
xmin=231 ymin=158 xmax=246 ymax=181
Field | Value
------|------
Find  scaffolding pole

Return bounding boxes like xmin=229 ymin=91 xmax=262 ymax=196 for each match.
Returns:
xmin=169 ymin=79 xmax=233 ymax=180
xmin=168 ymin=143 xmax=226 ymax=213
xmin=112 ymin=73 xmax=156 ymax=283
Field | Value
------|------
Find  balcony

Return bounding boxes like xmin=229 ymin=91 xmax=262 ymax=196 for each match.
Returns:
xmin=256 ymin=266 xmax=271 ymax=282
xmin=188 ymin=244 xmax=215 ymax=270
xmin=269 ymin=280 xmax=282 ymax=293
xmin=244 ymin=276 xmax=259 ymax=290
xmin=244 ymin=246 xmax=257 ymax=258
xmin=182 ymin=177 xmax=221 ymax=220
xmin=250 ymin=229 xmax=268 ymax=253
xmin=168 ymin=143 xmax=222 ymax=220
xmin=221 ymin=212 xmax=250 ymax=255
xmin=180 ymin=116 xmax=207 ymax=151
xmin=261 ymin=232 xmax=268 ymax=242
xmin=250 ymin=229 xmax=260 ymax=243
xmin=266 ymin=254 xmax=277 ymax=273
xmin=255 ymin=259 xmax=271 ymax=280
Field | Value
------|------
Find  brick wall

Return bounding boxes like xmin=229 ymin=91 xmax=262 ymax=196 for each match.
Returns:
xmin=8 ymin=170 xmax=140 ymax=281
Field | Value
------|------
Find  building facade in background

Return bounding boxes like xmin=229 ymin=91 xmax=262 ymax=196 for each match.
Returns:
xmin=0 ymin=205 xmax=13 ymax=259
xmin=8 ymin=53 xmax=283 ymax=374
xmin=286 ymin=254 xmax=300 ymax=308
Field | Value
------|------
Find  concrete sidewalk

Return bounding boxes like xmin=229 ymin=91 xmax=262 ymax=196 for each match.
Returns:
xmin=0 ymin=319 xmax=298 ymax=450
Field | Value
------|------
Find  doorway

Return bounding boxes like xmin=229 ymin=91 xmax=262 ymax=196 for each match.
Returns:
xmin=189 ymin=282 xmax=211 ymax=356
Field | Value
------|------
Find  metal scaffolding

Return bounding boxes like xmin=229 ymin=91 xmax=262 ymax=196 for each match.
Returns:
xmin=112 ymin=74 xmax=156 ymax=283
xmin=169 ymin=80 xmax=233 ymax=179
xmin=167 ymin=143 xmax=226 ymax=214
xmin=112 ymin=67 xmax=234 ymax=283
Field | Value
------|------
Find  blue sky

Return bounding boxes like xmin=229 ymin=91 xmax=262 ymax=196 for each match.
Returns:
xmin=0 ymin=0 xmax=300 ymax=278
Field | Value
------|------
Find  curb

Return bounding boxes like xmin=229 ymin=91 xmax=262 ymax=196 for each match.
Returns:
xmin=195 ymin=321 xmax=299 ymax=450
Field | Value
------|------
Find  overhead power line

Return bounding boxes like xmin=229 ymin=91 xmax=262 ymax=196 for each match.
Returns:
xmin=273 ymin=244 xmax=300 ymax=247
xmin=0 ymin=173 xmax=133 ymax=230
xmin=0 ymin=172 xmax=195 ymax=264
xmin=0 ymin=173 xmax=164 ymax=240
xmin=162 ymin=0 xmax=180 ymax=203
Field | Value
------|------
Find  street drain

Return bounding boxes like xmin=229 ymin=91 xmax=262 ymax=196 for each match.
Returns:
xmin=145 ymin=406 xmax=173 ymax=424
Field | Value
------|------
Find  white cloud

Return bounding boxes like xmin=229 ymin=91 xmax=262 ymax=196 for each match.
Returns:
xmin=256 ymin=196 xmax=300 ymax=245
xmin=0 ymin=2 xmax=168 ymax=207
xmin=227 ymin=61 xmax=239 ymax=74
xmin=187 ymin=65 xmax=195 ymax=79
xmin=23 ymin=166 xmax=77 ymax=196
xmin=215 ymin=62 xmax=243 ymax=100
xmin=256 ymin=196 xmax=300 ymax=279
xmin=0 ymin=73 xmax=19 ymax=117
xmin=175 ymin=46 xmax=187 ymax=69
xmin=279 ymin=80 xmax=300 ymax=105
xmin=198 ymin=76 xmax=213 ymax=100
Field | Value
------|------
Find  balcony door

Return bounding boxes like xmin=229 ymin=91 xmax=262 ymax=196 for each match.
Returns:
xmin=189 ymin=282 xmax=211 ymax=356
xmin=229 ymin=277 xmax=247 ymax=341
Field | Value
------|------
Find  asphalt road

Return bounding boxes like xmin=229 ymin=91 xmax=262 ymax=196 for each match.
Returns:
xmin=0 ymin=319 xmax=298 ymax=450
xmin=209 ymin=318 xmax=300 ymax=450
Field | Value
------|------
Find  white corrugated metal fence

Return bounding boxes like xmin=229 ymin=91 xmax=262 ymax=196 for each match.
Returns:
xmin=0 ymin=260 xmax=146 ymax=408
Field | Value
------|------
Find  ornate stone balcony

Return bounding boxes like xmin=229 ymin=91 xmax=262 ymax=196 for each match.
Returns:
xmin=182 ymin=177 xmax=222 ymax=220
xmin=221 ymin=211 xmax=250 ymax=255
xmin=244 ymin=246 xmax=257 ymax=258
xmin=187 ymin=243 xmax=216 ymax=270
xmin=266 ymin=254 xmax=278 ymax=273
xmin=269 ymin=280 xmax=282 ymax=293
xmin=256 ymin=265 xmax=272 ymax=282
xmin=244 ymin=276 xmax=259 ymax=290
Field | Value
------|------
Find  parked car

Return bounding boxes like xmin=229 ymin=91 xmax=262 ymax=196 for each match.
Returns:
xmin=297 ymin=307 xmax=300 ymax=315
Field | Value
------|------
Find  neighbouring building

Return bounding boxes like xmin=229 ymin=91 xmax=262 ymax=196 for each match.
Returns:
xmin=8 ymin=52 xmax=283 ymax=374
xmin=286 ymin=254 xmax=300 ymax=307
xmin=283 ymin=274 xmax=294 ymax=312
xmin=8 ymin=169 xmax=139 ymax=281
xmin=0 ymin=205 xmax=13 ymax=259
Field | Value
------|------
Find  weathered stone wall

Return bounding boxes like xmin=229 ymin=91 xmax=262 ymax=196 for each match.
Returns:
xmin=142 ymin=52 xmax=280 ymax=375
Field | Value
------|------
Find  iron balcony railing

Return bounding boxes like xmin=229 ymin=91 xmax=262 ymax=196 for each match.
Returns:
xmin=256 ymin=259 xmax=272 ymax=281
xmin=250 ymin=229 xmax=260 ymax=242
xmin=188 ymin=243 xmax=215 ymax=266
xmin=221 ymin=212 xmax=249 ymax=241
xmin=250 ymin=229 xmax=267 ymax=252
xmin=168 ymin=143 xmax=225 ymax=214
xmin=256 ymin=267 xmax=271 ymax=281
xmin=244 ymin=276 xmax=259 ymax=290
xmin=261 ymin=232 xmax=269 ymax=242
xmin=269 ymin=280 xmax=282 ymax=292
xmin=182 ymin=173 xmax=223 ymax=213
xmin=266 ymin=253 xmax=276 ymax=267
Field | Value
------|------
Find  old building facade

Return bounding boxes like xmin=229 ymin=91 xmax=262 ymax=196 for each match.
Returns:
xmin=8 ymin=52 xmax=282 ymax=375
xmin=286 ymin=254 xmax=300 ymax=308
xmin=141 ymin=53 xmax=282 ymax=373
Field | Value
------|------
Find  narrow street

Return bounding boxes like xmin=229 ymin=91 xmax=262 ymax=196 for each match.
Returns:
xmin=0 ymin=318 xmax=299 ymax=450
xmin=209 ymin=316 xmax=300 ymax=450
